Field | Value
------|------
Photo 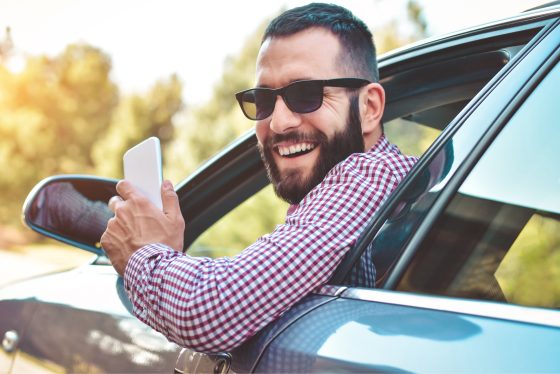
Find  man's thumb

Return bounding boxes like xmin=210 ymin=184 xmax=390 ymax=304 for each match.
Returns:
xmin=161 ymin=180 xmax=180 ymax=217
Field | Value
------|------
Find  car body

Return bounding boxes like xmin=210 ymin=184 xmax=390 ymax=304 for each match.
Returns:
xmin=2 ymin=4 xmax=560 ymax=373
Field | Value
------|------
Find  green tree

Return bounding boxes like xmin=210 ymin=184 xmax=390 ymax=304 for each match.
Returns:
xmin=0 ymin=44 xmax=118 ymax=225
xmin=0 ymin=42 xmax=184 ymax=229
xmin=377 ymin=0 xmax=439 ymax=157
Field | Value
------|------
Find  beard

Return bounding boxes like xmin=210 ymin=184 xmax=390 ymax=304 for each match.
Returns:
xmin=259 ymin=95 xmax=364 ymax=205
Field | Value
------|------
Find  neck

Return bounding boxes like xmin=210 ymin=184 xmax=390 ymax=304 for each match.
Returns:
xmin=363 ymin=127 xmax=383 ymax=151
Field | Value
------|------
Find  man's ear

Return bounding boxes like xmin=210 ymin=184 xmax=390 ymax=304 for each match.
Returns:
xmin=360 ymin=83 xmax=385 ymax=137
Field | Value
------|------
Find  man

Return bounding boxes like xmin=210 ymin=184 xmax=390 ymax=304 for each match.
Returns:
xmin=101 ymin=3 xmax=417 ymax=352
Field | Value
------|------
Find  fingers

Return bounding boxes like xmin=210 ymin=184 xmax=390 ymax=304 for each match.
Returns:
xmin=108 ymin=196 xmax=123 ymax=213
xmin=161 ymin=180 xmax=182 ymax=219
xmin=100 ymin=223 xmax=127 ymax=276
xmin=117 ymin=180 xmax=141 ymax=200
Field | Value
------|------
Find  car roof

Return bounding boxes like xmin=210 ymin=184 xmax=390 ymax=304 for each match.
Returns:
xmin=379 ymin=3 xmax=560 ymax=64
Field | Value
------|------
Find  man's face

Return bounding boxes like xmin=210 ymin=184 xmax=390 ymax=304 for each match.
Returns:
xmin=255 ymin=28 xmax=365 ymax=204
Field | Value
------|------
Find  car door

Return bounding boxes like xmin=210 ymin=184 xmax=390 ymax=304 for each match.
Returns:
xmin=249 ymin=15 xmax=560 ymax=373
xmin=7 ymin=264 xmax=182 ymax=373
xmin=0 ymin=296 xmax=38 ymax=373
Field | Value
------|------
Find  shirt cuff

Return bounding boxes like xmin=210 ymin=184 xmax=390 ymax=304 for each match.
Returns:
xmin=122 ymin=243 xmax=181 ymax=329
xmin=123 ymin=243 xmax=175 ymax=291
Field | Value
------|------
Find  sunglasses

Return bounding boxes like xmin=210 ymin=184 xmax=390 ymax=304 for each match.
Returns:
xmin=235 ymin=78 xmax=371 ymax=120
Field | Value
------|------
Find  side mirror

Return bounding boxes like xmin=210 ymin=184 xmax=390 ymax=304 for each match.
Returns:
xmin=22 ymin=175 xmax=118 ymax=255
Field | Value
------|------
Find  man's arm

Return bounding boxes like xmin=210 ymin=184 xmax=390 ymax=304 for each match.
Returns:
xmin=120 ymin=157 xmax=402 ymax=352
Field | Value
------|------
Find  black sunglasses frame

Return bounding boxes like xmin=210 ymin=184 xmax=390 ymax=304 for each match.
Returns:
xmin=235 ymin=78 xmax=371 ymax=121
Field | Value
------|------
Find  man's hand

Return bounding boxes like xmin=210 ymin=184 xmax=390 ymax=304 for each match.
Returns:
xmin=101 ymin=179 xmax=185 ymax=276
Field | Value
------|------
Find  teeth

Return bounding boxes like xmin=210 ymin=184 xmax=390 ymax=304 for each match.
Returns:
xmin=278 ymin=143 xmax=315 ymax=156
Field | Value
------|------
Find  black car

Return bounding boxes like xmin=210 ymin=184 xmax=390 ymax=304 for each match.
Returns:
xmin=2 ymin=3 xmax=559 ymax=372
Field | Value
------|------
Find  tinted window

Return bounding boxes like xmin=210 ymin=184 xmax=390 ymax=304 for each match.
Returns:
xmin=396 ymin=62 xmax=560 ymax=308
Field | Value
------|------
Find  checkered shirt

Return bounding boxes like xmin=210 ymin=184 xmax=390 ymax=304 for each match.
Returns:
xmin=124 ymin=135 xmax=417 ymax=352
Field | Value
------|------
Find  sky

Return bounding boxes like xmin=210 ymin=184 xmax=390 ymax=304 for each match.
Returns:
xmin=1 ymin=0 xmax=545 ymax=104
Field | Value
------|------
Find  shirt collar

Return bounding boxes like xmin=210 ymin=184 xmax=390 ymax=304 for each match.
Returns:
xmin=287 ymin=204 xmax=298 ymax=215
xmin=368 ymin=134 xmax=391 ymax=154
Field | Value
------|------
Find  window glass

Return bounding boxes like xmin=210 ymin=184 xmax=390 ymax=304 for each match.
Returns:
xmin=396 ymin=62 xmax=560 ymax=308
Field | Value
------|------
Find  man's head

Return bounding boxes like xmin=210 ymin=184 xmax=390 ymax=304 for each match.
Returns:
xmin=239 ymin=3 xmax=385 ymax=204
xmin=263 ymin=2 xmax=379 ymax=82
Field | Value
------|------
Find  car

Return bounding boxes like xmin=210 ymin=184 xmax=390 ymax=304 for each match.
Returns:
xmin=2 ymin=3 xmax=560 ymax=372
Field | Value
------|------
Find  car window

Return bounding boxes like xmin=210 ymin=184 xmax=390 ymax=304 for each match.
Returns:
xmin=395 ymin=61 xmax=560 ymax=308
xmin=190 ymin=45 xmax=523 ymax=261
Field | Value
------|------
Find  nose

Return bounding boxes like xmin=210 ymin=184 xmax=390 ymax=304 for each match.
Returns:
xmin=268 ymin=95 xmax=301 ymax=134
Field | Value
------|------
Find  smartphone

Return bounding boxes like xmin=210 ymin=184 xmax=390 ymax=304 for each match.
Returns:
xmin=123 ymin=137 xmax=163 ymax=210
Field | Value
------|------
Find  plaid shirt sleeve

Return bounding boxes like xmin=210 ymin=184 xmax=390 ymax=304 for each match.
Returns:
xmin=123 ymin=137 xmax=416 ymax=352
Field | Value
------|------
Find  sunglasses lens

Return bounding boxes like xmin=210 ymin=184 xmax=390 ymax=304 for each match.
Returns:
xmin=237 ymin=80 xmax=327 ymax=120
xmin=239 ymin=89 xmax=274 ymax=120
xmin=285 ymin=81 xmax=323 ymax=113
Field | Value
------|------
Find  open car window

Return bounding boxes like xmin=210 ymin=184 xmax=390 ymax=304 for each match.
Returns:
xmin=186 ymin=33 xmax=535 ymax=260
xmin=189 ymin=44 xmax=511 ymax=259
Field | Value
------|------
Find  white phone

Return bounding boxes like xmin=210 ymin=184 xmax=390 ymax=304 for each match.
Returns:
xmin=123 ymin=137 xmax=163 ymax=210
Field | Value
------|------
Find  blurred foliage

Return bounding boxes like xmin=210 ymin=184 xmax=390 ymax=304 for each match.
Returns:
xmin=384 ymin=119 xmax=440 ymax=157
xmin=0 ymin=44 xmax=118 ymax=225
xmin=496 ymin=214 xmax=560 ymax=307
xmin=371 ymin=0 xmax=435 ymax=157
xmin=190 ymin=185 xmax=287 ymax=258
xmin=375 ymin=0 xmax=428 ymax=54
xmin=0 ymin=41 xmax=183 ymax=226
xmin=163 ymin=18 xmax=291 ymax=256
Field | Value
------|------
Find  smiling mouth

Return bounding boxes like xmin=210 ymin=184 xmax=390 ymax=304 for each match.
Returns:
xmin=276 ymin=143 xmax=317 ymax=158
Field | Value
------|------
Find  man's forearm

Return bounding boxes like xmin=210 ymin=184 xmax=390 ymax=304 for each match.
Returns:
xmin=124 ymin=237 xmax=348 ymax=352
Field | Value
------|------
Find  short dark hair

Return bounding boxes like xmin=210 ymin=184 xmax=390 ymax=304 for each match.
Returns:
xmin=263 ymin=3 xmax=378 ymax=82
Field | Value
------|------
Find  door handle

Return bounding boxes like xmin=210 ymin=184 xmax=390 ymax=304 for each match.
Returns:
xmin=174 ymin=348 xmax=231 ymax=374
xmin=2 ymin=330 xmax=19 ymax=353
